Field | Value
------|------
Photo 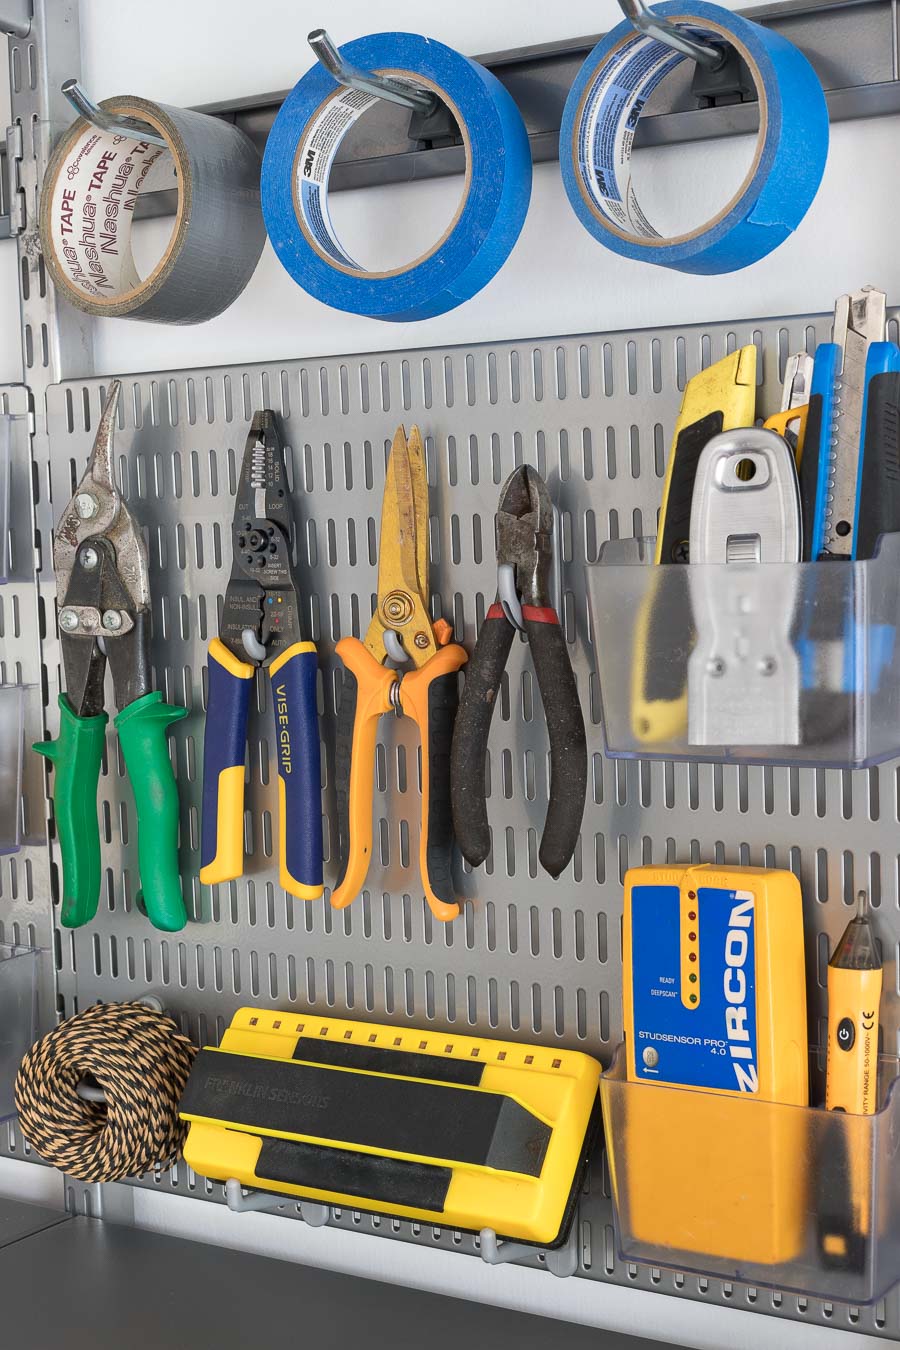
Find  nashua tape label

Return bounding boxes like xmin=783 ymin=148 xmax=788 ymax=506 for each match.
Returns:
xmin=40 ymin=97 xmax=266 ymax=325
xmin=560 ymin=0 xmax=829 ymax=274
xmin=48 ymin=131 xmax=173 ymax=302
xmin=262 ymin=32 xmax=533 ymax=322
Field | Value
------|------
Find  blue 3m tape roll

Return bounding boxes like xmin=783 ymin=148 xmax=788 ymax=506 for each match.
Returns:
xmin=262 ymin=32 xmax=532 ymax=321
xmin=560 ymin=1 xmax=828 ymax=274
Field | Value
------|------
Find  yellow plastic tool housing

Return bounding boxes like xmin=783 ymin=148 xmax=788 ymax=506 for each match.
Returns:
xmin=616 ymin=864 xmax=808 ymax=1265
xmin=181 ymin=1009 xmax=602 ymax=1245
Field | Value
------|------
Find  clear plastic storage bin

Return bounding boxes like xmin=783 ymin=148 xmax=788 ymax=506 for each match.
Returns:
xmin=601 ymin=1044 xmax=900 ymax=1304
xmin=0 ymin=944 xmax=37 ymax=1120
xmin=0 ymin=413 xmax=28 ymax=584
xmin=587 ymin=533 xmax=900 ymax=768
xmin=0 ymin=684 xmax=24 ymax=853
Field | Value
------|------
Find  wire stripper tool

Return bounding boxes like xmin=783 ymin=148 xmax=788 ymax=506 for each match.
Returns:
xmin=200 ymin=410 xmax=322 ymax=900
xmin=331 ymin=425 xmax=467 ymax=921
xmin=450 ymin=465 xmax=586 ymax=879
xmin=35 ymin=381 xmax=187 ymax=931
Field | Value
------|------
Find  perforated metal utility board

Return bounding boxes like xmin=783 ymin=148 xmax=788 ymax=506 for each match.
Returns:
xmin=32 ymin=316 xmax=900 ymax=1338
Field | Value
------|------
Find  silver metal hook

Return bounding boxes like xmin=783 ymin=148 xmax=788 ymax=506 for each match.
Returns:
xmin=496 ymin=503 xmax=564 ymax=635
xmin=241 ymin=628 xmax=268 ymax=664
xmin=61 ymin=79 xmax=168 ymax=150
xmin=382 ymin=629 xmax=407 ymax=664
xmin=617 ymin=0 xmax=725 ymax=70
xmin=307 ymin=29 xmax=437 ymax=116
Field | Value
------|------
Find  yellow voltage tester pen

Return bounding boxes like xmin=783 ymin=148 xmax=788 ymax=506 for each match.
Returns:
xmin=820 ymin=891 xmax=883 ymax=1269
xmin=826 ymin=890 xmax=882 ymax=1115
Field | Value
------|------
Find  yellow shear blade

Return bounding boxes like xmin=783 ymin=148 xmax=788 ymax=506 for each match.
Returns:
xmin=387 ymin=425 xmax=422 ymax=599
xmin=406 ymin=425 xmax=430 ymax=608
xmin=366 ymin=425 xmax=437 ymax=664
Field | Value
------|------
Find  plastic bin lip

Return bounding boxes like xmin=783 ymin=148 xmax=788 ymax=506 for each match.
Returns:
xmin=0 ymin=942 xmax=41 ymax=959
xmin=594 ymin=530 xmax=900 ymax=570
xmin=601 ymin=1040 xmax=900 ymax=1118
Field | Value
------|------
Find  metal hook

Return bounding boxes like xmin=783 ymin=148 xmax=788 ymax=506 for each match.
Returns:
xmin=61 ymin=79 xmax=168 ymax=150
xmin=617 ymin=0 xmax=725 ymax=70
xmin=307 ymin=29 xmax=437 ymax=116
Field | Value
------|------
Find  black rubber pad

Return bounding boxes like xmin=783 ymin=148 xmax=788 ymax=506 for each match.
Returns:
xmin=181 ymin=1050 xmax=550 ymax=1177
xmin=657 ymin=410 xmax=723 ymax=565
xmin=257 ymin=1136 xmax=452 ymax=1212
xmin=293 ymin=1036 xmax=484 ymax=1085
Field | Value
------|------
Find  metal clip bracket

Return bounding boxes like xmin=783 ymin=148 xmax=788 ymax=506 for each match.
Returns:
xmin=224 ymin=1179 xmax=330 ymax=1226
xmin=690 ymin=44 xmax=755 ymax=106
xmin=2 ymin=122 xmax=25 ymax=238
xmin=0 ymin=0 xmax=30 ymax=37
xmin=479 ymin=1222 xmax=580 ymax=1278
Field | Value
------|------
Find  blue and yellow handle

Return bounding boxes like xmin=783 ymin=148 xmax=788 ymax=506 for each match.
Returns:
xmin=200 ymin=637 xmax=324 ymax=899
xmin=268 ymin=641 xmax=323 ymax=900
xmin=200 ymin=638 xmax=253 ymax=886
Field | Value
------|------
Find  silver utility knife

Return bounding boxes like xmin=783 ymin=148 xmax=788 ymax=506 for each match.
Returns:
xmin=687 ymin=427 xmax=802 ymax=747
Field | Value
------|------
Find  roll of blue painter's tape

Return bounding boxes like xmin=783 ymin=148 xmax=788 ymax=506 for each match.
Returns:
xmin=262 ymin=32 xmax=532 ymax=321
xmin=559 ymin=1 xmax=828 ymax=274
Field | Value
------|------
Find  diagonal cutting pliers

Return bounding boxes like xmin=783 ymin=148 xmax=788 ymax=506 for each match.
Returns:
xmin=34 ymin=380 xmax=188 ymax=931
xmin=200 ymin=410 xmax=323 ymax=900
xmin=331 ymin=425 xmax=468 ymax=921
xmin=450 ymin=465 xmax=587 ymax=878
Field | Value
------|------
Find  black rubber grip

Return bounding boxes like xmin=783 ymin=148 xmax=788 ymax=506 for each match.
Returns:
xmin=642 ymin=566 xmax=694 ymax=705
xmin=257 ymin=1136 xmax=452 ymax=1213
xmin=181 ymin=1049 xmax=551 ymax=1176
xmin=450 ymin=610 xmax=516 ymax=868
xmin=816 ymin=1113 xmax=866 ymax=1274
xmin=333 ymin=665 xmax=358 ymax=891
xmin=798 ymin=391 xmax=825 ymax=560
xmin=856 ymin=371 xmax=900 ymax=560
xmin=524 ymin=614 xmax=587 ymax=878
xmin=424 ymin=669 xmax=462 ymax=905
xmin=657 ymin=410 xmax=723 ymax=564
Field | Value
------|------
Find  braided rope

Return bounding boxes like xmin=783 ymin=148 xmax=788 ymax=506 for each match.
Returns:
xmin=15 ymin=1001 xmax=196 ymax=1183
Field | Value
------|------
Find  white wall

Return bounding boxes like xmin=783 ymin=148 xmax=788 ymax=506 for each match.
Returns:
xmin=3 ymin=3 xmax=896 ymax=1345
xmin=0 ymin=0 xmax=894 ymax=385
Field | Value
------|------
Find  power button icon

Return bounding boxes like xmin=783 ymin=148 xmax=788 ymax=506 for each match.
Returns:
xmin=836 ymin=1016 xmax=855 ymax=1052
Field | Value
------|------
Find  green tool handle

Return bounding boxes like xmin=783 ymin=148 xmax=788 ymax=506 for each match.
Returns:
xmin=34 ymin=694 xmax=108 ymax=929
xmin=116 ymin=691 xmax=188 ymax=933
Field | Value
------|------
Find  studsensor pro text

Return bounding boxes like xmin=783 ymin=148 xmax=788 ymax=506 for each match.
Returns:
xmin=624 ymin=864 xmax=807 ymax=1098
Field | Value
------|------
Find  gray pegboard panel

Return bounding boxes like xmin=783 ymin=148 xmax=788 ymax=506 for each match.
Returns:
xmin=0 ymin=382 xmax=55 ymax=1039
xmin=36 ymin=315 xmax=900 ymax=1338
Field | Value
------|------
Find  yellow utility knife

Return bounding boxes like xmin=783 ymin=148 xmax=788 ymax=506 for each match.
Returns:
xmin=631 ymin=346 xmax=757 ymax=745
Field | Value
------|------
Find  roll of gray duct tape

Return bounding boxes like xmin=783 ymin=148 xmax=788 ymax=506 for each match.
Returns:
xmin=40 ymin=96 xmax=265 ymax=324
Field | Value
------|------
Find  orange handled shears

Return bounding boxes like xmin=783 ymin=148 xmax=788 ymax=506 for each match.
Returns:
xmin=331 ymin=425 xmax=467 ymax=921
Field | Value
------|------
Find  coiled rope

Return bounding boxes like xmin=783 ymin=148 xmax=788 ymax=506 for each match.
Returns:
xmin=15 ymin=1001 xmax=196 ymax=1182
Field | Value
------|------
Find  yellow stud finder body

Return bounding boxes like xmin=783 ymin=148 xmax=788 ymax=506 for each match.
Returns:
xmin=181 ymin=1009 xmax=602 ymax=1246
xmin=632 ymin=347 xmax=757 ymax=745
xmin=618 ymin=864 xmax=808 ymax=1265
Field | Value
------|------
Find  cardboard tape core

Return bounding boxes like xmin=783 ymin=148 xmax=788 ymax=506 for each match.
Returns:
xmin=46 ymin=119 xmax=179 ymax=305
xmin=573 ymin=25 xmax=764 ymax=248
xmin=292 ymin=74 xmax=471 ymax=280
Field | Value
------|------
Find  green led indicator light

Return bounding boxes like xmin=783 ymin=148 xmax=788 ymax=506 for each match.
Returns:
xmin=689 ymin=994 xmax=698 ymax=1004
xmin=689 ymin=973 xmax=697 ymax=983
